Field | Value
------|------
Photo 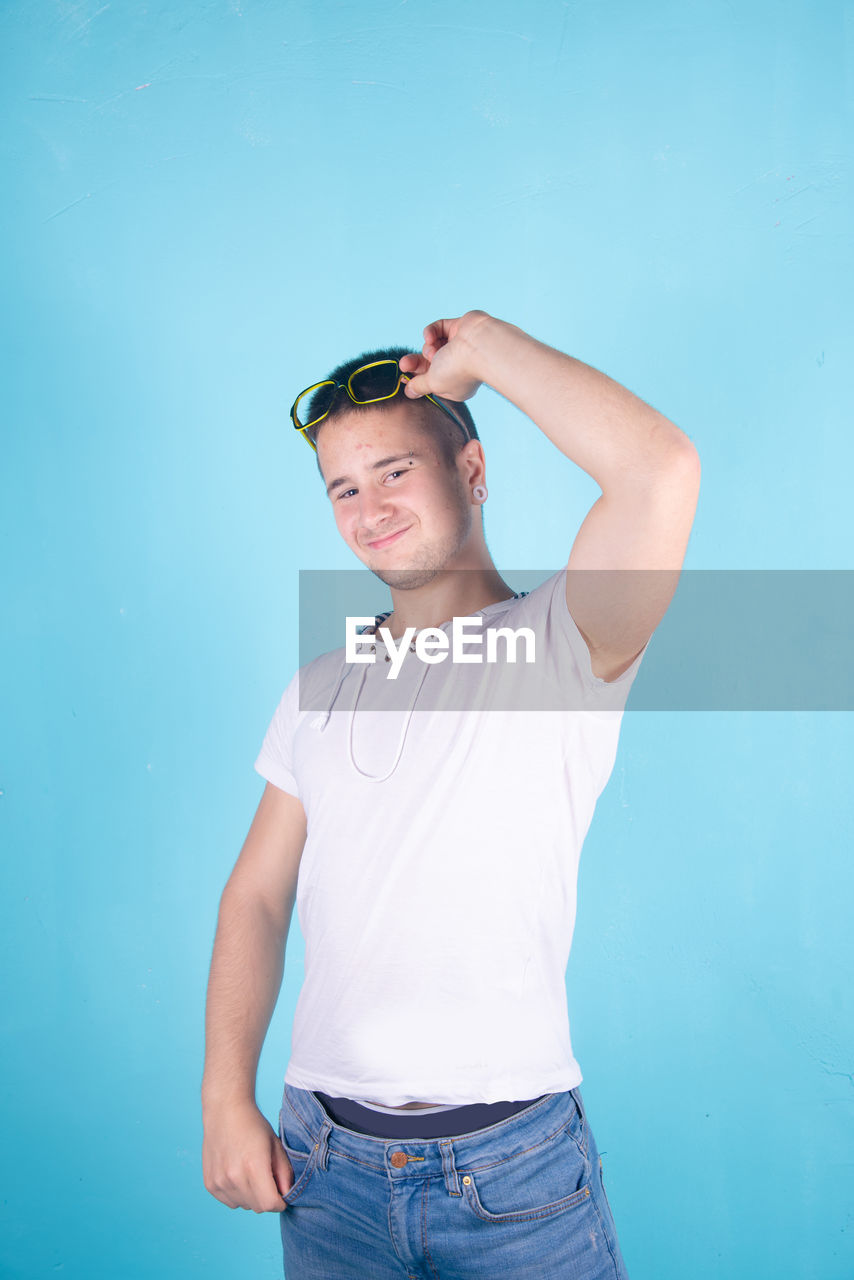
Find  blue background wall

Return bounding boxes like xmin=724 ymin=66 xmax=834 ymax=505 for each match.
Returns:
xmin=2 ymin=2 xmax=852 ymax=1277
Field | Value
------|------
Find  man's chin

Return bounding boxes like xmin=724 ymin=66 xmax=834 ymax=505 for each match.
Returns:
xmin=370 ymin=565 xmax=443 ymax=591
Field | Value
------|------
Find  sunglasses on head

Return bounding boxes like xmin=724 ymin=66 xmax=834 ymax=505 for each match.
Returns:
xmin=290 ymin=359 xmax=472 ymax=452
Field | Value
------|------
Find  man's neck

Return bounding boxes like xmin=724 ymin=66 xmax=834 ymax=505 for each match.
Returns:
xmin=380 ymin=567 xmax=516 ymax=641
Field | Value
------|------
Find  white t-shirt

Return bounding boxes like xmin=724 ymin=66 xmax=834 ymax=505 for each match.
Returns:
xmin=254 ymin=568 xmax=649 ymax=1106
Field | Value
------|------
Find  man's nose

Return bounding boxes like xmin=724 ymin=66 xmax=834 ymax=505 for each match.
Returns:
xmin=358 ymin=489 xmax=395 ymax=526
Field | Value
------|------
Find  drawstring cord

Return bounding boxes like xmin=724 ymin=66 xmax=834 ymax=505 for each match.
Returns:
xmin=317 ymin=614 xmax=428 ymax=783
xmin=347 ymin=657 xmax=431 ymax=783
xmin=317 ymin=595 xmax=527 ymax=783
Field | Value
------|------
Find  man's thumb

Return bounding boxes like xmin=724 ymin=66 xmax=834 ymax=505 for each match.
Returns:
xmin=271 ymin=1138 xmax=294 ymax=1199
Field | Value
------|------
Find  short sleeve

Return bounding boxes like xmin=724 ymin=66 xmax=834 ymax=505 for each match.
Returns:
xmin=254 ymin=671 xmax=301 ymax=799
xmin=549 ymin=570 xmax=651 ymax=708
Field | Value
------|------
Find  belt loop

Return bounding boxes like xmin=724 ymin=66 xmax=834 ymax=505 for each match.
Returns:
xmin=572 ymin=1085 xmax=588 ymax=1127
xmin=440 ymin=1139 xmax=462 ymax=1196
xmin=316 ymin=1116 xmax=333 ymax=1170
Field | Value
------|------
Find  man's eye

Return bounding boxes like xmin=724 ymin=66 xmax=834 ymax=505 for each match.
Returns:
xmin=337 ymin=470 xmax=407 ymax=501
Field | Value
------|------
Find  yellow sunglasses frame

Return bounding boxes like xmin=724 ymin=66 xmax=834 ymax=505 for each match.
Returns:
xmin=290 ymin=359 xmax=471 ymax=453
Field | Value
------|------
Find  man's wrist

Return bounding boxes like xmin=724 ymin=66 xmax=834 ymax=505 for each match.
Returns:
xmin=461 ymin=311 xmax=531 ymax=394
xmin=201 ymin=1078 xmax=257 ymax=1115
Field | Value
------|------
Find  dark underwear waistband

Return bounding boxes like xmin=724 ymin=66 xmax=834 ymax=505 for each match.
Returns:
xmin=312 ymin=1091 xmax=549 ymax=1139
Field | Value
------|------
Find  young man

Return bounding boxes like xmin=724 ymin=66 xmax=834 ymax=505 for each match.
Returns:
xmin=202 ymin=309 xmax=700 ymax=1278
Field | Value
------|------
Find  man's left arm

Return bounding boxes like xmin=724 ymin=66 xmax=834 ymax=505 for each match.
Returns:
xmin=402 ymin=310 xmax=701 ymax=682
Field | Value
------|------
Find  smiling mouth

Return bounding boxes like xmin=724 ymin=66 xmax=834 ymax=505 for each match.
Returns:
xmin=366 ymin=526 xmax=412 ymax=549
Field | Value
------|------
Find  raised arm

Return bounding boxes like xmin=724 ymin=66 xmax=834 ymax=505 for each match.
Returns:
xmin=401 ymin=310 xmax=700 ymax=681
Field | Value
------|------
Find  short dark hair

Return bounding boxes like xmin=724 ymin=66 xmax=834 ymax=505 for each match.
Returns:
xmin=304 ymin=345 xmax=479 ymax=471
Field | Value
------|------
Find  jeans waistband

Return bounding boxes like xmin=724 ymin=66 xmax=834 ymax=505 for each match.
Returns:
xmin=313 ymin=1091 xmax=549 ymax=1139
xmin=280 ymin=1082 xmax=588 ymax=1182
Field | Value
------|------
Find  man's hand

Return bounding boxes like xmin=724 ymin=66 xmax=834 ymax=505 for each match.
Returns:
xmin=399 ymin=309 xmax=494 ymax=403
xmin=202 ymin=1098 xmax=294 ymax=1213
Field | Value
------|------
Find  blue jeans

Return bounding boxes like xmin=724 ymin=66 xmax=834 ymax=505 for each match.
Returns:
xmin=277 ymin=1082 xmax=629 ymax=1279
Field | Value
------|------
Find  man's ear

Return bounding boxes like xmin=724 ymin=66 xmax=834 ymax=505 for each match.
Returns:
xmin=460 ymin=440 xmax=486 ymax=487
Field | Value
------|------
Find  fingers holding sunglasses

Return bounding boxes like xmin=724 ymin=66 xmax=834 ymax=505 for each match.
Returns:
xmin=421 ymin=311 xmax=490 ymax=354
xmin=398 ymin=352 xmax=429 ymax=376
xmin=403 ymin=316 xmax=484 ymax=403
xmin=421 ymin=316 xmax=458 ymax=361
xmin=401 ymin=369 xmax=432 ymax=399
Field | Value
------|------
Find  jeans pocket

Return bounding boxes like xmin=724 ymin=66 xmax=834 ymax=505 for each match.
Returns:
xmin=278 ymin=1106 xmax=321 ymax=1205
xmin=598 ymin=1154 xmax=616 ymax=1220
xmin=460 ymin=1117 xmax=593 ymax=1223
xmin=566 ymin=1087 xmax=589 ymax=1159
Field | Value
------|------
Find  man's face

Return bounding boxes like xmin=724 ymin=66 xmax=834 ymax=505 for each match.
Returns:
xmin=316 ymin=402 xmax=475 ymax=590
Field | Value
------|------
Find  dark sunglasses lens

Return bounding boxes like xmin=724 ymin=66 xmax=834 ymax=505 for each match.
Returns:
xmin=348 ymin=362 xmax=401 ymax=404
xmin=297 ymin=381 xmax=338 ymax=429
